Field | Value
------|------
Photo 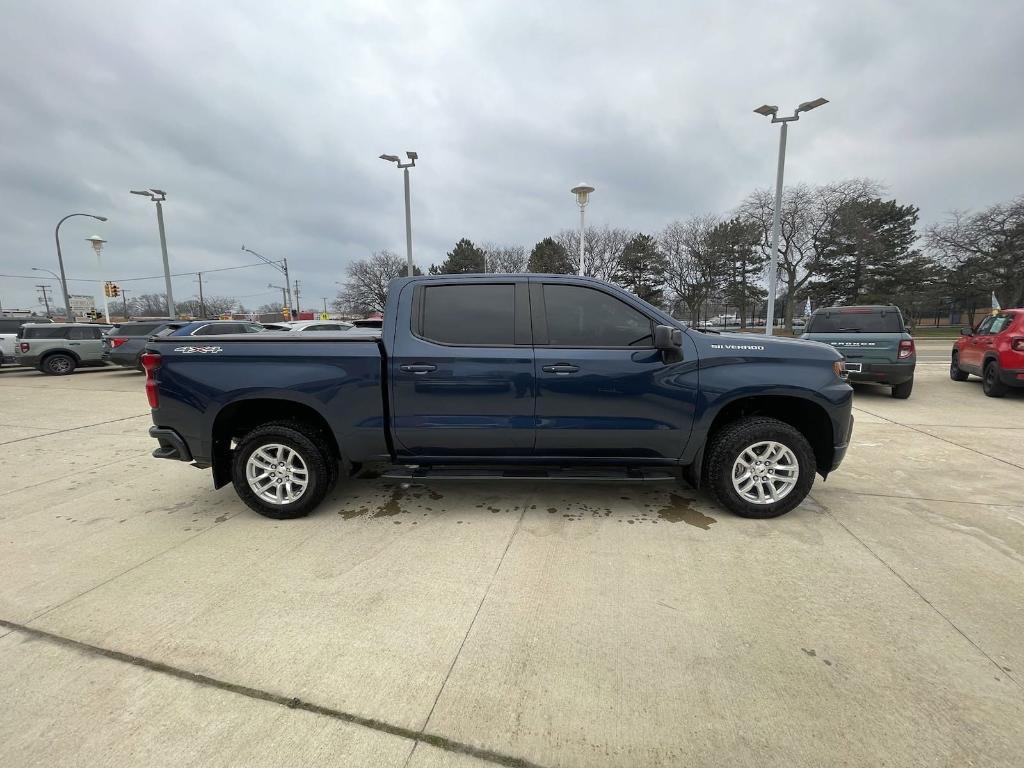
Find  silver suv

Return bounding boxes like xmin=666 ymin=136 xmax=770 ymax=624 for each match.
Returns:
xmin=15 ymin=323 xmax=109 ymax=375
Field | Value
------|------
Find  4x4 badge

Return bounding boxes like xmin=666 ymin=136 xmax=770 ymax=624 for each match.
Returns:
xmin=173 ymin=346 xmax=223 ymax=354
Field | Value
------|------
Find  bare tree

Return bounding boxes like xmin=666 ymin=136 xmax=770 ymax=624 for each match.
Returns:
xmin=738 ymin=178 xmax=881 ymax=332
xmin=334 ymin=250 xmax=420 ymax=315
xmin=483 ymin=243 xmax=527 ymax=273
xmin=176 ymin=296 xmax=238 ymax=318
xmin=661 ymin=215 xmax=727 ymax=324
xmin=556 ymin=225 xmax=633 ymax=281
xmin=129 ymin=293 xmax=169 ymax=317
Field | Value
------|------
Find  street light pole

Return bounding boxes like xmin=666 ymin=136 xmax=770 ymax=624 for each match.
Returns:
xmin=380 ymin=151 xmax=418 ymax=276
xmin=243 ymin=246 xmax=292 ymax=316
xmin=36 ymin=284 xmax=52 ymax=317
xmin=87 ymin=235 xmax=109 ymax=323
xmin=753 ymin=98 xmax=828 ymax=336
xmin=54 ymin=213 xmax=107 ymax=322
xmin=571 ymin=184 xmax=595 ymax=276
xmin=131 ymin=189 xmax=175 ymax=318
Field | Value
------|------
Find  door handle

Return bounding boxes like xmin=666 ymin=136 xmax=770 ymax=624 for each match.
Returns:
xmin=400 ymin=363 xmax=437 ymax=374
xmin=542 ymin=363 xmax=579 ymax=375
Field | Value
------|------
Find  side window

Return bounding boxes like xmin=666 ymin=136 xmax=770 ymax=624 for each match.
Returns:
xmin=989 ymin=315 xmax=1013 ymax=334
xmin=419 ymin=284 xmax=515 ymax=345
xmin=975 ymin=317 xmax=995 ymax=335
xmin=542 ymin=284 xmax=654 ymax=347
xmin=67 ymin=327 xmax=93 ymax=340
xmin=244 ymin=324 xmax=264 ymax=333
xmin=306 ymin=324 xmax=339 ymax=331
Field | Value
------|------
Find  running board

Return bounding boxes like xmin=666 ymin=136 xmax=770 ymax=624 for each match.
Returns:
xmin=380 ymin=466 xmax=678 ymax=482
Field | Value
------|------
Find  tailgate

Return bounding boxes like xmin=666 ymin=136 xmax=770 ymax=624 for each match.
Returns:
xmin=804 ymin=334 xmax=903 ymax=363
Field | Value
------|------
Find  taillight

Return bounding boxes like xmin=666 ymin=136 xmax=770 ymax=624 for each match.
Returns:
xmin=833 ymin=360 xmax=846 ymax=379
xmin=898 ymin=339 xmax=915 ymax=359
xmin=141 ymin=352 xmax=161 ymax=408
xmin=19 ymin=342 xmax=29 ymax=352
xmin=110 ymin=337 xmax=129 ymax=348
xmin=1012 ymin=337 xmax=1024 ymax=352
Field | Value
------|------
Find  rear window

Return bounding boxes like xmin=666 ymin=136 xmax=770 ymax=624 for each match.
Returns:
xmin=806 ymin=310 xmax=904 ymax=334
xmin=114 ymin=322 xmax=165 ymax=336
xmin=22 ymin=326 xmax=69 ymax=339
xmin=419 ymin=284 xmax=515 ymax=345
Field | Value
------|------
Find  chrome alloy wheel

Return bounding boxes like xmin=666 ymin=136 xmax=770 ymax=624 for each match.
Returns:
xmin=245 ymin=443 xmax=309 ymax=505
xmin=731 ymin=440 xmax=800 ymax=505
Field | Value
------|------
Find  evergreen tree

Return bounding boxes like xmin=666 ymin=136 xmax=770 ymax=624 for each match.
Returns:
xmin=528 ymin=237 xmax=573 ymax=273
xmin=614 ymin=233 xmax=667 ymax=306
xmin=436 ymin=238 xmax=486 ymax=273
xmin=711 ymin=217 xmax=765 ymax=328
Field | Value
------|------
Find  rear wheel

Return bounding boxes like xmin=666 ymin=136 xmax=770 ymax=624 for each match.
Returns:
xmin=983 ymin=361 xmax=1007 ymax=398
xmin=949 ymin=353 xmax=969 ymax=382
xmin=891 ymin=378 xmax=914 ymax=399
xmin=231 ymin=421 xmax=336 ymax=519
xmin=706 ymin=417 xmax=816 ymax=519
xmin=42 ymin=353 xmax=76 ymax=376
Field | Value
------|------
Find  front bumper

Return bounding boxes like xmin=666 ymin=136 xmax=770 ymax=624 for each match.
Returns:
xmin=846 ymin=361 xmax=915 ymax=385
xmin=149 ymin=426 xmax=193 ymax=462
xmin=830 ymin=414 xmax=854 ymax=471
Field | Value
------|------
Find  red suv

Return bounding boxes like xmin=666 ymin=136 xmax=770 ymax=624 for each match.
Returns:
xmin=950 ymin=309 xmax=1024 ymax=397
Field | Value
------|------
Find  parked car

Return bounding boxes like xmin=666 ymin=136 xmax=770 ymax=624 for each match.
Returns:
xmin=15 ymin=323 xmax=109 ymax=375
xmin=0 ymin=316 xmax=53 ymax=364
xmin=102 ymin=319 xmax=176 ymax=370
xmin=144 ymin=274 xmax=853 ymax=521
xmin=162 ymin=320 xmax=266 ymax=337
xmin=950 ymin=309 xmax=1024 ymax=397
xmin=266 ymin=320 xmax=355 ymax=332
xmin=801 ymin=305 xmax=916 ymax=399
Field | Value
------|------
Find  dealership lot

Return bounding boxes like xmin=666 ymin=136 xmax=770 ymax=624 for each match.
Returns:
xmin=1 ymin=340 xmax=1022 ymax=767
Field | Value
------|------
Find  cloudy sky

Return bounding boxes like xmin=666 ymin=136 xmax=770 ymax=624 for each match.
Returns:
xmin=2 ymin=0 xmax=1022 ymax=313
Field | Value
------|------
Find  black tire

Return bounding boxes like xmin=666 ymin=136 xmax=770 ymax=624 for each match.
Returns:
xmin=231 ymin=421 xmax=336 ymax=519
xmin=42 ymin=353 xmax=76 ymax=376
xmin=705 ymin=416 xmax=816 ymax=519
xmin=949 ymin=353 xmax=969 ymax=382
xmin=982 ymin=361 xmax=1007 ymax=398
xmin=891 ymin=378 xmax=914 ymax=399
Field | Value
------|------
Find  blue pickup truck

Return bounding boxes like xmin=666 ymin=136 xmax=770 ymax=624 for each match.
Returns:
xmin=144 ymin=275 xmax=853 ymax=520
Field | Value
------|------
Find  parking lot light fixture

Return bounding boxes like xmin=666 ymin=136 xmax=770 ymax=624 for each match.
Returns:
xmin=130 ymin=188 xmax=176 ymax=318
xmin=571 ymin=183 xmax=595 ymax=276
xmin=380 ymin=151 xmax=418 ymax=276
xmin=54 ymin=213 xmax=106 ymax=322
xmin=753 ymin=98 xmax=828 ymax=336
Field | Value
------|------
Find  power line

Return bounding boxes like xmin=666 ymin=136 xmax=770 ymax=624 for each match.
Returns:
xmin=1 ymin=260 xmax=274 ymax=284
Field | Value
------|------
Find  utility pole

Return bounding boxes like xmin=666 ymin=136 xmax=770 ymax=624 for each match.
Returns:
xmin=121 ymin=289 xmax=130 ymax=320
xmin=196 ymin=272 xmax=206 ymax=318
xmin=36 ymin=284 xmax=53 ymax=317
xmin=322 ymin=297 xmax=328 ymax=314
xmin=293 ymin=279 xmax=301 ymax=316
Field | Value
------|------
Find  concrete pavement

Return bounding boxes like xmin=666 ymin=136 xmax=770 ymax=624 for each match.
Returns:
xmin=0 ymin=348 xmax=1022 ymax=767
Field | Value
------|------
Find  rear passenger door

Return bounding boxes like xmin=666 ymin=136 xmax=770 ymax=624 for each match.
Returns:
xmin=390 ymin=280 xmax=535 ymax=457
xmin=68 ymin=326 xmax=104 ymax=359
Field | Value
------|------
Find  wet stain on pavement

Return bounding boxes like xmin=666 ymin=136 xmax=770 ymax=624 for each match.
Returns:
xmin=801 ymin=647 xmax=833 ymax=666
xmin=656 ymin=493 xmax=716 ymax=529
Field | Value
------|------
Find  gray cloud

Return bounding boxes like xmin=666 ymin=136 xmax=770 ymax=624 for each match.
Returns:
xmin=2 ymin=0 xmax=1022 ymax=311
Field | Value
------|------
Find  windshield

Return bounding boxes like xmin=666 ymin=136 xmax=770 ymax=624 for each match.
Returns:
xmin=806 ymin=311 xmax=903 ymax=333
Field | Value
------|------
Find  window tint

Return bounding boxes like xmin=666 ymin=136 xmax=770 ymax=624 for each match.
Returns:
xmin=989 ymin=315 xmax=1013 ymax=334
xmin=420 ymin=284 xmax=515 ymax=345
xmin=67 ymin=326 xmax=97 ymax=340
xmin=305 ymin=324 xmax=341 ymax=331
xmin=24 ymin=326 xmax=69 ymax=339
xmin=244 ymin=324 xmax=264 ymax=333
xmin=975 ymin=316 xmax=995 ymax=335
xmin=542 ymin=285 xmax=654 ymax=347
xmin=806 ymin=310 xmax=904 ymax=333
xmin=117 ymin=323 xmax=163 ymax=336
xmin=194 ymin=323 xmax=242 ymax=335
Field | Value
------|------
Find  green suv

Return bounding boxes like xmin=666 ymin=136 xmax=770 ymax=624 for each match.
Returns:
xmin=15 ymin=323 xmax=109 ymax=375
xmin=801 ymin=306 xmax=916 ymax=399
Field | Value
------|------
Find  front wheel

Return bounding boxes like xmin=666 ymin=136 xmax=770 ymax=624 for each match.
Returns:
xmin=42 ymin=353 xmax=76 ymax=376
xmin=891 ymin=378 xmax=914 ymax=399
xmin=983 ymin=362 xmax=1008 ymax=398
xmin=705 ymin=417 xmax=816 ymax=519
xmin=949 ymin=354 xmax=969 ymax=382
xmin=231 ymin=421 xmax=336 ymax=519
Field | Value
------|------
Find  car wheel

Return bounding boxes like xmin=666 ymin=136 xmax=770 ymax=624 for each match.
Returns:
xmin=231 ymin=421 xmax=336 ymax=519
xmin=42 ymin=354 xmax=76 ymax=376
xmin=982 ymin=361 xmax=1007 ymax=398
xmin=891 ymin=378 xmax=914 ymax=399
xmin=705 ymin=416 xmax=816 ymax=519
xmin=949 ymin=353 xmax=969 ymax=382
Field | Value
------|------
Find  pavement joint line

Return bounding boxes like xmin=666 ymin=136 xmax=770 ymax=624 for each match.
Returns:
xmin=812 ymin=494 xmax=1021 ymax=692
xmin=820 ymin=488 xmax=1024 ymax=509
xmin=0 ymin=412 xmax=150 ymax=446
xmin=0 ymin=450 xmax=154 ymax=499
xmin=851 ymin=405 xmax=1024 ymax=471
xmin=0 ymin=618 xmax=548 ymax=768
xmin=403 ymin=500 xmax=532 ymax=768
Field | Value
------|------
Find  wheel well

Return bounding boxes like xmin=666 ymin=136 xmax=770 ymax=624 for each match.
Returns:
xmin=704 ymin=396 xmax=835 ymax=478
xmin=210 ymin=399 xmax=340 ymax=488
xmin=40 ymin=349 xmax=80 ymax=363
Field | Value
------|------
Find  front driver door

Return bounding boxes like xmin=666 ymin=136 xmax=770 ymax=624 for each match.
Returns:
xmin=531 ymin=280 xmax=698 ymax=459
xmin=390 ymin=280 xmax=535 ymax=457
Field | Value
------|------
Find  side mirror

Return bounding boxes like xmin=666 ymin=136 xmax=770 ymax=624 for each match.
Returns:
xmin=654 ymin=324 xmax=682 ymax=350
xmin=960 ymin=327 xmax=973 ymax=336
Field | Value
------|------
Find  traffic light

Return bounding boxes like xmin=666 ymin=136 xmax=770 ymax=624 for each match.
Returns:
xmin=282 ymin=308 xmax=291 ymax=320
xmin=103 ymin=281 xmax=121 ymax=298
